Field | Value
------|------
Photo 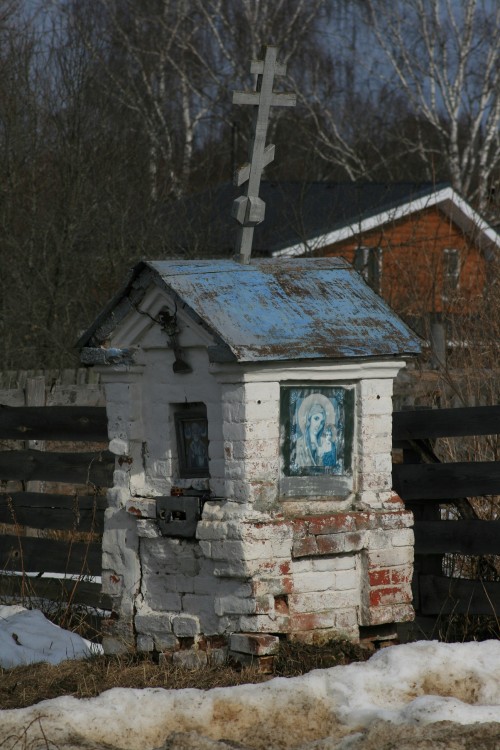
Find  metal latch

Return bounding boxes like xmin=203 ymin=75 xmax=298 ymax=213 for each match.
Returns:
xmin=156 ymin=495 xmax=203 ymax=538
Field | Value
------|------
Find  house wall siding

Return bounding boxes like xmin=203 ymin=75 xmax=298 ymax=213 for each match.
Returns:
xmin=320 ymin=207 xmax=486 ymax=315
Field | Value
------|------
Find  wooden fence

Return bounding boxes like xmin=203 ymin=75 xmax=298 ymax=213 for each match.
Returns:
xmin=0 ymin=369 xmax=104 ymax=407
xmin=393 ymin=405 xmax=500 ymax=618
xmin=2 ymin=379 xmax=500 ymax=626
xmin=0 ymin=403 xmax=113 ymax=612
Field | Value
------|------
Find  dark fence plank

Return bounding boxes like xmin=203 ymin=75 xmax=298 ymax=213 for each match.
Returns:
xmin=393 ymin=405 xmax=500 ymax=620
xmin=0 ymin=574 xmax=111 ymax=611
xmin=0 ymin=492 xmax=105 ymax=532
xmin=0 ymin=450 xmax=114 ymax=485
xmin=0 ymin=536 xmax=102 ymax=575
xmin=405 ymin=497 xmax=457 ymax=505
xmin=419 ymin=574 xmax=500 ymax=616
xmin=0 ymin=404 xmax=110 ymax=615
xmin=393 ymin=461 xmax=500 ymax=500
xmin=414 ymin=520 xmax=500 ymax=555
xmin=393 ymin=405 xmax=500 ymax=441
xmin=0 ymin=406 xmax=108 ymax=441
xmin=1 ymin=492 xmax=107 ymax=511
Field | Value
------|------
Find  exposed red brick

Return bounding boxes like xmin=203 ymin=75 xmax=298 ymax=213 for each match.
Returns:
xmin=291 ymin=518 xmax=309 ymax=537
xmin=369 ymin=569 xmax=391 ymax=587
xmin=316 ymin=534 xmax=344 ymax=555
xmin=255 ymin=559 xmax=296 ymax=577
xmin=391 ymin=569 xmax=412 ymax=584
xmin=127 ymin=506 xmax=142 ymax=517
xmin=307 ymin=513 xmax=356 ymax=535
xmin=259 ymin=561 xmax=279 ymax=572
xmin=289 ymin=611 xmax=335 ymax=631
xmin=274 ymin=595 xmax=289 ymax=614
xmin=293 ymin=512 xmax=374 ymax=536
xmin=279 ymin=561 xmax=291 ymax=575
xmin=386 ymin=493 xmax=405 ymax=506
xmin=369 ymin=586 xmax=411 ymax=607
xmin=292 ymin=536 xmax=319 ymax=558
xmin=352 ymin=513 xmax=375 ymax=531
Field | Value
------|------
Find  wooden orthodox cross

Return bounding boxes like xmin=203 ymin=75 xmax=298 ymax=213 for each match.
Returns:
xmin=232 ymin=46 xmax=296 ymax=264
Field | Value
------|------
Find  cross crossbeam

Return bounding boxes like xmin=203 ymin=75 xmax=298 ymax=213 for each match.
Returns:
xmin=232 ymin=46 xmax=296 ymax=264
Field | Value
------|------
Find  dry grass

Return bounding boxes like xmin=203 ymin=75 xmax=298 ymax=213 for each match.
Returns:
xmin=0 ymin=638 xmax=368 ymax=711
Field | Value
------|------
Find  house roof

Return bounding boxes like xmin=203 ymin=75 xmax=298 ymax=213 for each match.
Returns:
xmin=166 ymin=181 xmax=500 ymax=260
xmin=79 ymin=258 xmax=421 ymax=364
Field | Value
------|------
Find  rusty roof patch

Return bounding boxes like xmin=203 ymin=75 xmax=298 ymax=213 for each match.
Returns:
xmin=78 ymin=258 xmax=421 ymax=363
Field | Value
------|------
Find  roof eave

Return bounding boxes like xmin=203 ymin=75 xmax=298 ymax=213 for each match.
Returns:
xmin=76 ymin=261 xmax=237 ymax=359
xmin=272 ymin=186 xmax=500 ymax=258
xmin=76 ymin=261 xmax=151 ymax=349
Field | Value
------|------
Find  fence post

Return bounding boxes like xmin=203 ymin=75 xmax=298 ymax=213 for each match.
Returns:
xmin=25 ymin=376 xmax=46 ymax=493
xmin=430 ymin=313 xmax=446 ymax=370
xmin=399 ymin=406 xmax=444 ymax=616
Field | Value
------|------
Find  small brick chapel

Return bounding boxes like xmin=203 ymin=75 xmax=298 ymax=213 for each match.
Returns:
xmin=78 ymin=256 xmax=421 ymax=665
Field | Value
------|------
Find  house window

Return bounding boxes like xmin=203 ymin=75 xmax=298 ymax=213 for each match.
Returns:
xmin=354 ymin=246 xmax=383 ymax=294
xmin=442 ymin=248 xmax=460 ymax=300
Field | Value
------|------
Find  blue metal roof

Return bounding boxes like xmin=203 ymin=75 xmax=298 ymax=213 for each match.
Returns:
xmin=79 ymin=258 xmax=421 ymax=363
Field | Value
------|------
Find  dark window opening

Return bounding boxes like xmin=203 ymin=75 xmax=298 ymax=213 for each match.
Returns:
xmin=442 ymin=248 xmax=460 ymax=301
xmin=174 ymin=402 xmax=209 ymax=478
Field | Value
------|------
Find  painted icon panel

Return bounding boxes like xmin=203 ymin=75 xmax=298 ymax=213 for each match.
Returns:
xmin=281 ymin=386 xmax=354 ymax=478
xmin=175 ymin=413 xmax=209 ymax=477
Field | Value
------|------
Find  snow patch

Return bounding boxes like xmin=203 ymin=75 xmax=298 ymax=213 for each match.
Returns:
xmin=0 ymin=605 xmax=101 ymax=668
xmin=1 ymin=609 xmax=500 ymax=749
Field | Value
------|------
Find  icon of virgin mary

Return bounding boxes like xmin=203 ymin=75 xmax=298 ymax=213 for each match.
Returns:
xmin=293 ymin=393 xmax=338 ymax=470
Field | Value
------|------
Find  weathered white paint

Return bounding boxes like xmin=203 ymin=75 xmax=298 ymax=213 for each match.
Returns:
xmin=94 ymin=281 xmax=414 ymax=655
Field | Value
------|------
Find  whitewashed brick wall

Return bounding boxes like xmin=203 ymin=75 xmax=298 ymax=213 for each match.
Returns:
xmin=95 ymin=295 xmax=414 ymax=655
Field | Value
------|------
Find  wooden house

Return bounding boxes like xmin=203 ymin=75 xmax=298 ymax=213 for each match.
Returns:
xmin=169 ymin=182 xmax=500 ymax=332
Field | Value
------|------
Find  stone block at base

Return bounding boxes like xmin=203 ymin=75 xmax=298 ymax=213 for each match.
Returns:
xmin=172 ymin=650 xmax=208 ymax=669
xmin=229 ymin=633 xmax=280 ymax=656
xmin=101 ymin=618 xmax=135 ymax=655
